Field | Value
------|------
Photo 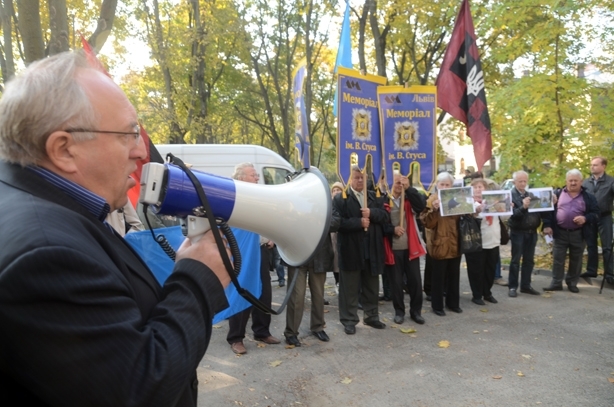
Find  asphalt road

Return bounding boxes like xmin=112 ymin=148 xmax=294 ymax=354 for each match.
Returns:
xmin=197 ymin=259 xmax=614 ymax=407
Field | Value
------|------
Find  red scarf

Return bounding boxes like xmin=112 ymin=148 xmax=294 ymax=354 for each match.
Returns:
xmin=476 ymin=197 xmax=493 ymax=226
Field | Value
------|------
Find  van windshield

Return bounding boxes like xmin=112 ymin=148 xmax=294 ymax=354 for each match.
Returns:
xmin=262 ymin=167 xmax=292 ymax=185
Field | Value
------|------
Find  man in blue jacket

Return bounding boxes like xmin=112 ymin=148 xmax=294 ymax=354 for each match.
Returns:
xmin=543 ymin=169 xmax=599 ymax=292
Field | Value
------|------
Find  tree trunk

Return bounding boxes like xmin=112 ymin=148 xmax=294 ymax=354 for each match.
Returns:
xmin=190 ymin=0 xmax=208 ymax=144
xmin=15 ymin=0 xmax=45 ymax=63
xmin=87 ymin=0 xmax=118 ymax=53
xmin=0 ymin=0 xmax=16 ymax=81
xmin=146 ymin=0 xmax=183 ymax=143
xmin=47 ymin=0 xmax=69 ymax=55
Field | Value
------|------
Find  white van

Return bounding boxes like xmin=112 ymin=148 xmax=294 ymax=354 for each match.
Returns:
xmin=154 ymin=144 xmax=296 ymax=185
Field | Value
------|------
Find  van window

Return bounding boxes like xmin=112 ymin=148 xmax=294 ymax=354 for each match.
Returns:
xmin=263 ymin=167 xmax=292 ymax=185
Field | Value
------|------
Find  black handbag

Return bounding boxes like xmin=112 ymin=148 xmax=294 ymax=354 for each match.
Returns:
xmin=459 ymin=215 xmax=482 ymax=254
xmin=499 ymin=217 xmax=510 ymax=245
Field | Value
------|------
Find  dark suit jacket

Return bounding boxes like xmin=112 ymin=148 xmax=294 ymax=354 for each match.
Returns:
xmin=333 ymin=189 xmax=389 ymax=274
xmin=0 ymin=162 xmax=228 ymax=407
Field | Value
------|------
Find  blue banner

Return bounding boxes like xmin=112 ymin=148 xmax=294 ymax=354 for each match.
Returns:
xmin=378 ymin=85 xmax=437 ymax=191
xmin=333 ymin=0 xmax=353 ymax=117
xmin=336 ymin=67 xmax=387 ymax=185
xmin=124 ymin=226 xmax=261 ymax=323
xmin=293 ymin=59 xmax=310 ymax=169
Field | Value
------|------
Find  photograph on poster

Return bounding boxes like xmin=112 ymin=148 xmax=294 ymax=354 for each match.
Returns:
xmin=480 ymin=190 xmax=513 ymax=216
xmin=527 ymin=187 xmax=554 ymax=212
xmin=438 ymin=186 xmax=475 ymax=216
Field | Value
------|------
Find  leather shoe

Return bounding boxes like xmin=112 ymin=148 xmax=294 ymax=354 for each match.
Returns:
xmin=508 ymin=289 xmax=517 ymax=297
xmin=278 ymin=281 xmax=285 ymax=287
xmin=520 ymin=286 xmax=540 ymax=295
xmin=425 ymin=295 xmax=432 ymax=302
xmin=580 ymin=272 xmax=597 ymax=278
xmin=433 ymin=309 xmax=446 ymax=316
xmin=410 ymin=313 xmax=425 ymax=324
xmin=230 ymin=341 xmax=247 ymax=355
xmin=344 ymin=325 xmax=356 ymax=335
xmin=484 ymin=295 xmax=498 ymax=304
xmin=543 ymin=285 xmax=563 ymax=291
xmin=567 ymin=285 xmax=579 ymax=293
xmin=393 ymin=315 xmax=404 ymax=324
xmin=254 ymin=335 xmax=281 ymax=345
xmin=285 ymin=335 xmax=301 ymax=347
xmin=447 ymin=306 xmax=463 ymax=313
xmin=312 ymin=330 xmax=330 ymax=342
xmin=323 ymin=299 xmax=330 ymax=305
xmin=364 ymin=320 xmax=386 ymax=329
xmin=471 ymin=298 xmax=485 ymax=305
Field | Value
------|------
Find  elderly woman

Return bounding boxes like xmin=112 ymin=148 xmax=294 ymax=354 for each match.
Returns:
xmin=420 ymin=172 xmax=463 ymax=316
xmin=465 ymin=179 xmax=501 ymax=305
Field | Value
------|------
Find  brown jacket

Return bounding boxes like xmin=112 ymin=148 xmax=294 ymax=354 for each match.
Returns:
xmin=421 ymin=193 xmax=461 ymax=260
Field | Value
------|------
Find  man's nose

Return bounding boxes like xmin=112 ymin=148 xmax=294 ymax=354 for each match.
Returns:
xmin=133 ymin=138 xmax=148 ymax=160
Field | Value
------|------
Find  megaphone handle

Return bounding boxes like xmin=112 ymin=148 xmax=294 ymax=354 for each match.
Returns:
xmin=185 ymin=215 xmax=212 ymax=243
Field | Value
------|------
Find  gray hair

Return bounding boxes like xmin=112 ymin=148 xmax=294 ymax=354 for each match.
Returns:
xmin=436 ymin=171 xmax=454 ymax=184
xmin=513 ymin=170 xmax=528 ymax=181
xmin=566 ymin=169 xmax=583 ymax=179
xmin=232 ymin=162 xmax=255 ymax=180
xmin=350 ymin=164 xmax=361 ymax=173
xmin=0 ymin=51 xmax=98 ymax=166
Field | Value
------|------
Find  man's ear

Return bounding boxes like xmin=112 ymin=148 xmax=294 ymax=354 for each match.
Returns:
xmin=44 ymin=131 xmax=79 ymax=174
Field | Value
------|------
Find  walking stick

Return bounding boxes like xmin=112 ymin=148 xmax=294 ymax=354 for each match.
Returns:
xmin=599 ymin=237 xmax=614 ymax=294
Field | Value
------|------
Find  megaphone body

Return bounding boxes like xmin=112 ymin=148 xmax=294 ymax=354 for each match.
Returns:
xmin=139 ymin=162 xmax=331 ymax=266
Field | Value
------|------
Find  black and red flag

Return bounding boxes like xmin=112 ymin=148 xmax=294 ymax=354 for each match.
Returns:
xmin=80 ymin=36 xmax=164 ymax=207
xmin=436 ymin=0 xmax=492 ymax=170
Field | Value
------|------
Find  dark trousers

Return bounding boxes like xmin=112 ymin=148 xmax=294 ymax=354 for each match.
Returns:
xmin=284 ymin=266 xmax=326 ymax=337
xmin=338 ymin=266 xmax=380 ymax=327
xmin=385 ymin=249 xmax=423 ymax=317
xmin=465 ymin=247 xmax=499 ymax=300
xmin=586 ymin=214 xmax=613 ymax=278
xmin=508 ymin=231 xmax=537 ymax=290
xmin=227 ymin=246 xmax=272 ymax=343
xmin=551 ymin=229 xmax=585 ymax=287
xmin=423 ymin=253 xmax=433 ymax=295
xmin=430 ymin=256 xmax=461 ymax=311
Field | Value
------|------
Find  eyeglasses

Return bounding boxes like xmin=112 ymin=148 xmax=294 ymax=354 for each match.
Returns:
xmin=65 ymin=124 xmax=142 ymax=145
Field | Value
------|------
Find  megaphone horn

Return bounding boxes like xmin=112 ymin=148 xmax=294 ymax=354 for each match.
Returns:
xmin=139 ymin=163 xmax=332 ymax=266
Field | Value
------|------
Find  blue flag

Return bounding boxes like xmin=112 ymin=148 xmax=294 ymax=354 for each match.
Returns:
xmin=333 ymin=1 xmax=352 ymax=116
xmin=293 ymin=58 xmax=310 ymax=169
xmin=124 ymin=226 xmax=262 ymax=323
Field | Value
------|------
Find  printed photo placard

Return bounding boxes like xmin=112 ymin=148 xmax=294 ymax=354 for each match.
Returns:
xmin=527 ymin=187 xmax=554 ymax=212
xmin=480 ymin=190 xmax=513 ymax=216
xmin=438 ymin=186 xmax=475 ymax=216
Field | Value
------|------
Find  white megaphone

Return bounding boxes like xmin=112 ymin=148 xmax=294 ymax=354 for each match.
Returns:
xmin=139 ymin=162 xmax=331 ymax=266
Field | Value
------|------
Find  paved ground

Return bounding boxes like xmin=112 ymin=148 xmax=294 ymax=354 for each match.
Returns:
xmin=197 ymin=246 xmax=614 ymax=407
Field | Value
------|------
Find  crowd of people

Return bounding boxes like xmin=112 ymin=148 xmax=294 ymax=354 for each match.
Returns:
xmin=230 ymin=160 xmax=613 ymax=353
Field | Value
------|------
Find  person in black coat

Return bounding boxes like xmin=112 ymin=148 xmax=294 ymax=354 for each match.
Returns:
xmin=333 ymin=165 xmax=390 ymax=335
xmin=0 ymin=52 xmax=230 ymax=407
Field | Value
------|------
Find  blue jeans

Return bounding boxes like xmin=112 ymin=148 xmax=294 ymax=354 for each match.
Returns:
xmin=495 ymin=259 xmax=502 ymax=279
xmin=508 ymin=231 xmax=537 ymax=290
xmin=271 ymin=246 xmax=285 ymax=284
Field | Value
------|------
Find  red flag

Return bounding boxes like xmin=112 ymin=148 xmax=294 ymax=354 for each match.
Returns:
xmin=80 ymin=36 xmax=163 ymax=207
xmin=435 ymin=0 xmax=492 ymax=170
